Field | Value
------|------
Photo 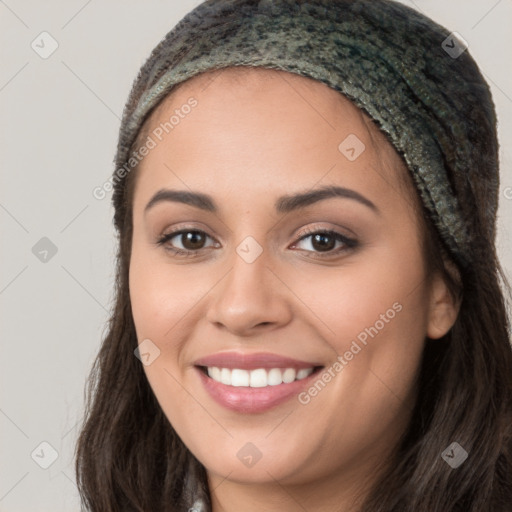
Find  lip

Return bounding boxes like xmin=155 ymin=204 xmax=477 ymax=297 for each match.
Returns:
xmin=196 ymin=366 xmax=323 ymax=413
xmin=193 ymin=351 xmax=322 ymax=370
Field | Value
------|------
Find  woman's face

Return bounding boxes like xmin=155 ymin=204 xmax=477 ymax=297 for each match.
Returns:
xmin=129 ymin=68 xmax=455 ymax=503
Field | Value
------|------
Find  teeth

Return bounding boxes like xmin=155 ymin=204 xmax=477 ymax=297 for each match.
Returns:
xmin=220 ymin=368 xmax=231 ymax=385
xmin=206 ymin=367 xmax=315 ymax=387
xmin=249 ymin=368 xmax=267 ymax=388
xmin=296 ymin=368 xmax=311 ymax=380
xmin=231 ymin=369 xmax=249 ymax=387
xmin=282 ymin=368 xmax=296 ymax=383
xmin=267 ymin=368 xmax=282 ymax=386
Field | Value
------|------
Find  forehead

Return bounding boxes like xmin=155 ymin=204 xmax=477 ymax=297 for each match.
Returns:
xmin=131 ymin=66 xmax=413 ymax=212
xmin=139 ymin=66 xmax=395 ymax=152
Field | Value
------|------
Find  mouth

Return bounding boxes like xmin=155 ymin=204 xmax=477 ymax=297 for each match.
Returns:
xmin=194 ymin=361 xmax=325 ymax=413
xmin=196 ymin=365 xmax=324 ymax=387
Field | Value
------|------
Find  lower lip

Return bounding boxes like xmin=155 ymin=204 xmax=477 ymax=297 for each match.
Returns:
xmin=196 ymin=367 xmax=322 ymax=413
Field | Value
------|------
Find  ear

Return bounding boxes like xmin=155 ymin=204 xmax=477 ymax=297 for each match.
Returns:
xmin=426 ymin=271 xmax=461 ymax=339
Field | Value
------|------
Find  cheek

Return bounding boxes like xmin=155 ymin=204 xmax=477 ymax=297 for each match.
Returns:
xmin=311 ymin=250 xmax=428 ymax=416
xmin=304 ymin=243 xmax=428 ymax=347
xmin=129 ymin=242 xmax=203 ymax=343
xmin=281 ymin=255 xmax=428 ymax=472
xmin=128 ymin=249 xmax=208 ymax=427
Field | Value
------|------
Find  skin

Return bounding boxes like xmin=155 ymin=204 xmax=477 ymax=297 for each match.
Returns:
xmin=129 ymin=67 xmax=459 ymax=512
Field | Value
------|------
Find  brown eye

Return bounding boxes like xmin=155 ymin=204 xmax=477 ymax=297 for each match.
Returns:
xmin=292 ymin=228 xmax=358 ymax=258
xmin=309 ymin=233 xmax=336 ymax=252
xmin=179 ymin=231 xmax=207 ymax=250
xmin=156 ymin=229 xmax=217 ymax=256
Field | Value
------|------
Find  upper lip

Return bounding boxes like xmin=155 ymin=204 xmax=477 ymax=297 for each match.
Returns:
xmin=194 ymin=351 xmax=323 ymax=370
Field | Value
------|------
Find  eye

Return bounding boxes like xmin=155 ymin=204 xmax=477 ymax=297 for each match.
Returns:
xmin=291 ymin=227 xmax=358 ymax=258
xmin=156 ymin=229 xmax=218 ymax=257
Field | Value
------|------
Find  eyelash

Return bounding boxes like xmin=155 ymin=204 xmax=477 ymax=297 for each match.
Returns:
xmin=155 ymin=226 xmax=358 ymax=260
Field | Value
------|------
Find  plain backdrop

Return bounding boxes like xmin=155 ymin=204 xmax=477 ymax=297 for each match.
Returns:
xmin=1 ymin=1 xmax=511 ymax=510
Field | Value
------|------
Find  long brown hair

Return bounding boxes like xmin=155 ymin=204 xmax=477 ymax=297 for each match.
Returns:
xmin=75 ymin=12 xmax=512 ymax=512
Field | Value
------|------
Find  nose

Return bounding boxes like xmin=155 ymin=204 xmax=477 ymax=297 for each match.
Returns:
xmin=205 ymin=247 xmax=293 ymax=337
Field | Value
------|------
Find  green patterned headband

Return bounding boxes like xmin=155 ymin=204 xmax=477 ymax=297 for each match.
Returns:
xmin=113 ymin=0 xmax=500 ymax=270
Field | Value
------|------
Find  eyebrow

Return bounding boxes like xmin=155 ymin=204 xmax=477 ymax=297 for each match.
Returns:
xmin=144 ymin=185 xmax=379 ymax=215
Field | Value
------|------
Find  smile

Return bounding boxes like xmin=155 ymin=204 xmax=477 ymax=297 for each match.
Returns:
xmin=203 ymin=366 xmax=316 ymax=387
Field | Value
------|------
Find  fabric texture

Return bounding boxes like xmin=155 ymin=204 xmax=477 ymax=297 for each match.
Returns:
xmin=112 ymin=0 xmax=500 ymax=505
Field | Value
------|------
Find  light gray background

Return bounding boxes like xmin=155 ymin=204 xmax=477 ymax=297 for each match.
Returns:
xmin=1 ymin=1 xmax=511 ymax=510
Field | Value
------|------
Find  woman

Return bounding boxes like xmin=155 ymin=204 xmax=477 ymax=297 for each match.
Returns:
xmin=75 ymin=0 xmax=512 ymax=510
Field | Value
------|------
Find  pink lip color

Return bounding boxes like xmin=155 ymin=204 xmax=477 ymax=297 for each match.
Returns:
xmin=196 ymin=368 xmax=320 ymax=413
xmin=194 ymin=351 xmax=320 ymax=370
